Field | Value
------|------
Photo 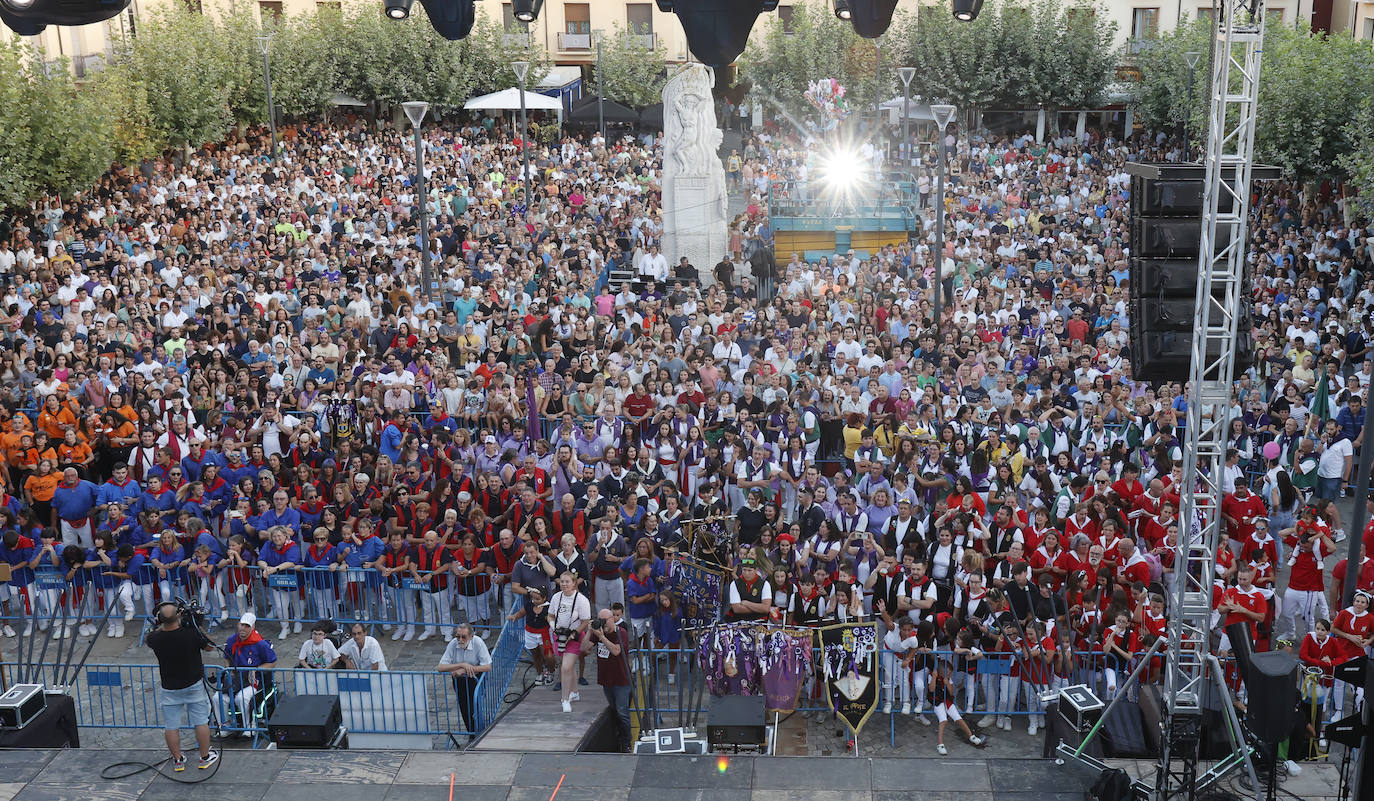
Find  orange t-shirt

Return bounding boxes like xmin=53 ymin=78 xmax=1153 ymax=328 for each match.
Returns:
xmin=26 ymin=471 xmax=61 ymax=502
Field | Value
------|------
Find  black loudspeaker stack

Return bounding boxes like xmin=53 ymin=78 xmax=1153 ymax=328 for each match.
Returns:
xmin=1124 ymin=163 xmax=1261 ymax=384
xmin=1224 ymin=622 xmax=1299 ymax=746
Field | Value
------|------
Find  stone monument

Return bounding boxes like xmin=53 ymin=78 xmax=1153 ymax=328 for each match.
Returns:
xmin=661 ymin=64 xmax=727 ymax=283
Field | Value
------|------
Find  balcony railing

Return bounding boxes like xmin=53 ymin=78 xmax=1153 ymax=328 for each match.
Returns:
xmin=630 ymin=32 xmax=656 ymax=50
xmin=559 ymin=32 xmax=592 ymax=50
xmin=502 ymin=31 xmax=529 ymax=47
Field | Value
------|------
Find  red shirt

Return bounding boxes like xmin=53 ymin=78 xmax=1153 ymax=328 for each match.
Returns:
xmin=1332 ymin=607 xmax=1373 ymax=661
xmin=1221 ymin=584 xmax=1268 ymax=638
xmin=623 ymin=393 xmax=654 ymax=419
xmin=1299 ymin=632 xmax=1342 ymax=684
xmin=1111 ymin=478 xmax=1144 ymax=507
xmin=1282 ymin=533 xmax=1330 ymax=592
xmin=1063 ymin=514 xmax=1099 ymax=543
xmin=1333 ymin=556 xmax=1374 ymax=600
xmin=1029 ymin=546 xmax=1068 ymax=590
xmin=1221 ymin=490 xmax=1266 ymax=544
xmin=1117 ymin=552 xmax=1152 ymax=587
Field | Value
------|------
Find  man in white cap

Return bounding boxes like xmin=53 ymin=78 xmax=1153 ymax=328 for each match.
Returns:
xmin=213 ymin=612 xmax=277 ymax=738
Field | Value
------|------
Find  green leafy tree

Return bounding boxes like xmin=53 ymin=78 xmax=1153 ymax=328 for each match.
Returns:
xmin=0 ymin=41 xmax=38 ymax=209
xmin=115 ymin=4 xmax=235 ymax=150
xmin=1337 ymin=99 xmax=1374 ymax=221
xmin=1133 ymin=20 xmax=1374 ymax=180
xmin=740 ymin=1 xmax=879 ymax=121
xmin=26 ymin=64 xmax=118 ymax=199
xmin=465 ymin=12 xmax=553 ymax=98
xmin=590 ymin=25 xmax=665 ymax=109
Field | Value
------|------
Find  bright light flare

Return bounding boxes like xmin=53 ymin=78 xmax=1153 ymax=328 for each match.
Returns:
xmin=716 ymin=755 xmax=730 ymax=773
xmin=813 ymin=142 xmax=873 ymax=209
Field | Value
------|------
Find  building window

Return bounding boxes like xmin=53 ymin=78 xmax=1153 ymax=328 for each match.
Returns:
xmin=1265 ymin=7 xmax=1283 ymax=20
xmin=1195 ymin=7 xmax=1213 ymax=23
xmin=1131 ymin=7 xmax=1159 ymax=39
xmin=565 ymin=2 xmax=590 ymax=34
xmin=259 ymin=0 xmax=284 ymax=23
xmin=503 ymin=2 xmax=518 ymax=30
xmin=626 ymin=2 xmax=652 ymax=34
xmin=1364 ymin=18 xmax=1374 ymax=40
xmin=778 ymin=4 xmax=795 ymax=32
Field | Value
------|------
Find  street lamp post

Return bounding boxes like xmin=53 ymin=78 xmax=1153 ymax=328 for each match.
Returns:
xmin=1183 ymin=51 xmax=1202 ymax=160
xmin=594 ymin=30 xmax=605 ymax=141
xmin=929 ymin=103 xmax=956 ymax=329
xmin=897 ymin=66 xmax=915 ymax=175
xmin=512 ymin=60 xmax=532 ymax=214
xmin=402 ymin=101 xmax=433 ymax=296
xmin=256 ymin=34 xmax=277 ymax=159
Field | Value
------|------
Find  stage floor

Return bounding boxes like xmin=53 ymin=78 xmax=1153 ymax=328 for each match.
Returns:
xmin=0 ymin=749 xmax=1345 ymax=801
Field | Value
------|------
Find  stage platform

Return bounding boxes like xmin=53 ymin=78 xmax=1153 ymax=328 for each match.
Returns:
xmin=0 ymin=749 xmax=1345 ymax=801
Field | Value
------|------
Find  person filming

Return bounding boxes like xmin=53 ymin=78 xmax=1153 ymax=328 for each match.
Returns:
xmin=144 ymin=602 xmax=219 ymax=772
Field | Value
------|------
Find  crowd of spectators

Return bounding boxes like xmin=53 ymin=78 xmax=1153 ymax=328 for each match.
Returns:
xmin=0 ymin=110 xmax=1371 ymax=747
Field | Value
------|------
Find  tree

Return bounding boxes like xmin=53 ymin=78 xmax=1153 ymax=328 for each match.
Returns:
xmin=464 ymin=12 xmax=553 ymax=99
xmin=892 ymin=0 xmax=1116 ymax=112
xmin=590 ymin=26 xmax=665 ymax=109
xmin=115 ymin=4 xmax=236 ymax=150
xmin=1132 ymin=20 xmax=1374 ymax=180
xmin=740 ymin=1 xmax=879 ymax=123
xmin=1338 ymin=98 xmax=1374 ymax=220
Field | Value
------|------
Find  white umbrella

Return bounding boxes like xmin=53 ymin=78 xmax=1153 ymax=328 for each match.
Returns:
xmin=464 ymin=88 xmax=564 ymax=124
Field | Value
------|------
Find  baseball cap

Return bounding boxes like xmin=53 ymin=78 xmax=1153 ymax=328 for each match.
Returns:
xmin=239 ymin=612 xmax=257 ymax=628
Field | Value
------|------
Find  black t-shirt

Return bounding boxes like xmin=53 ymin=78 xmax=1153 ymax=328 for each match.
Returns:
xmin=145 ymin=624 xmax=207 ymax=691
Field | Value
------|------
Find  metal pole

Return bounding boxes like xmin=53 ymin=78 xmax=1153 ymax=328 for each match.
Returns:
xmin=1183 ymin=52 xmax=1201 ymax=161
xmin=415 ymin=123 xmax=432 ymax=295
xmin=901 ymin=85 xmax=910 ymax=171
xmin=519 ymin=79 xmax=530 ymax=212
xmin=596 ymin=33 xmax=605 ymax=141
xmin=258 ymin=36 xmax=277 ymax=159
xmin=933 ymin=133 xmax=945 ymax=326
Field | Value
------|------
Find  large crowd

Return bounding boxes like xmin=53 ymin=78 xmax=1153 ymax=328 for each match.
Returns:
xmin=0 ymin=110 xmax=1371 ymax=755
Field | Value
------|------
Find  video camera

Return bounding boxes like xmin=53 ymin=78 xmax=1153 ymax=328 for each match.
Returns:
xmin=152 ymin=597 xmax=216 ymax=649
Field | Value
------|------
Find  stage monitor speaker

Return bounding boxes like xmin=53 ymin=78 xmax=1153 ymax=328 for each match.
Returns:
xmin=267 ymin=694 xmax=343 ymax=748
xmin=1130 ymin=174 xmax=1235 ymax=217
xmin=1098 ymin=701 xmax=1149 ymax=758
xmin=1225 ymin=622 xmax=1299 ymax=746
xmin=706 ymin=695 xmax=766 ymax=750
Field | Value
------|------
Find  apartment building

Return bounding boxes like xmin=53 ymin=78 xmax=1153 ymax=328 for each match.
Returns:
xmin=9 ymin=0 xmax=1374 ymax=82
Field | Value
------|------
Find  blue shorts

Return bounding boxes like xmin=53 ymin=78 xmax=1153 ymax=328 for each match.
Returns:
xmin=160 ymin=682 xmax=210 ymax=730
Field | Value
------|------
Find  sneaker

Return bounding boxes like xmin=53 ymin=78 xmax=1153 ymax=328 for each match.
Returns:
xmin=22 ymin=622 xmax=32 ymax=637
xmin=978 ymin=715 xmax=996 ymax=728
xmin=1000 ymin=717 xmax=1012 ymax=731
xmin=417 ymin=631 xmax=433 ymax=642
xmin=107 ymin=626 xmax=119 ymax=638
xmin=568 ymin=691 xmax=581 ymax=702
xmin=561 ymin=700 xmax=572 ymax=713
xmin=936 ymin=743 xmax=948 ymax=755
xmin=552 ymin=681 xmax=562 ymax=691
xmin=1333 ymin=529 xmax=1347 ymax=543
xmin=219 ymin=611 xmax=230 ymax=623
xmin=391 ymin=628 xmax=405 ymax=641
xmin=578 ymin=677 xmax=589 ymax=686
xmin=239 ymin=730 xmax=254 ymax=739
xmin=917 ymin=713 xmax=931 ymax=726
xmin=217 ymin=729 xmax=230 ymax=739
xmin=79 ymin=624 xmax=95 ymax=637
xmin=901 ymin=703 xmax=912 ymax=716
xmin=402 ymin=628 xmax=415 ymax=641
xmin=279 ymin=626 xmax=290 ymax=641
xmin=883 ymin=701 xmax=892 ymax=714
xmin=969 ymin=734 xmax=987 ymax=747
xmin=51 ymin=627 xmax=65 ymax=641
xmin=1283 ymin=760 xmax=1302 ymax=776
xmin=668 ymin=673 xmax=676 ymax=685
xmin=293 ymin=622 xmax=302 ymax=633
xmin=198 ymin=751 xmax=220 ymax=770
xmin=1028 ymin=722 xmax=1039 ymax=736
xmin=123 ymin=606 xmax=135 ymax=622
xmin=172 ymin=756 xmax=187 ymax=772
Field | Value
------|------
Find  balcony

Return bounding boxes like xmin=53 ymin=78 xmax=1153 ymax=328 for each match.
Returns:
xmin=73 ymin=53 xmax=107 ymax=79
xmin=1127 ymin=37 xmax=1157 ymax=55
xmin=559 ymin=32 xmax=592 ymax=51
xmin=502 ymin=31 xmax=530 ymax=47
xmin=630 ymin=32 xmax=656 ymax=49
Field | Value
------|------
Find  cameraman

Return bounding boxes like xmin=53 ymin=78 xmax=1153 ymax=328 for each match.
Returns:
xmin=145 ymin=601 xmax=219 ymax=771
xmin=582 ymin=608 xmax=632 ymax=752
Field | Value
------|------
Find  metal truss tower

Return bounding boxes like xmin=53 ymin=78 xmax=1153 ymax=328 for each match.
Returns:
xmin=1158 ymin=3 xmax=1266 ymax=800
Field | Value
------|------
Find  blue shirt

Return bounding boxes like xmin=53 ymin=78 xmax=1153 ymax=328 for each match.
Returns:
xmin=52 ymin=480 xmax=101 ymax=520
xmin=259 ymin=507 xmax=303 ymax=537
xmin=98 ymin=478 xmax=142 ymax=508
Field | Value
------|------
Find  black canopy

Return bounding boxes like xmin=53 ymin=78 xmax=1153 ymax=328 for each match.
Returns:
xmin=638 ymin=103 xmax=663 ymax=129
xmin=568 ymin=95 xmax=639 ymax=125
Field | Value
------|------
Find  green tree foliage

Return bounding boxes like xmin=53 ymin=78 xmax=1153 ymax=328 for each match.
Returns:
xmin=0 ymin=41 xmax=117 ymax=208
xmin=1132 ymin=19 xmax=1374 ymax=180
xmin=740 ymin=1 xmax=881 ymax=119
xmin=893 ymin=0 xmax=1117 ymax=111
xmin=1336 ymin=99 xmax=1374 ymax=220
xmin=590 ymin=26 xmax=666 ymax=109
